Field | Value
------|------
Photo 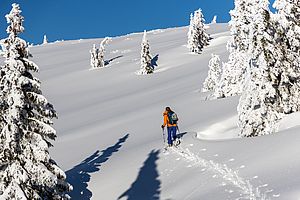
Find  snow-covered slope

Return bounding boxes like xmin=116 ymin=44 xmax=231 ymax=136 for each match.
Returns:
xmin=29 ymin=23 xmax=300 ymax=200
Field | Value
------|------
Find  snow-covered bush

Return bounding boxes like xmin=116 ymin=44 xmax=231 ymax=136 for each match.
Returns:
xmin=187 ymin=9 xmax=209 ymax=54
xmin=138 ymin=30 xmax=153 ymax=75
xmin=0 ymin=4 xmax=71 ymax=199
xmin=202 ymin=54 xmax=221 ymax=92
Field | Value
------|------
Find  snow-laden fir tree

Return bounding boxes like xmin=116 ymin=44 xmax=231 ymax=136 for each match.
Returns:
xmin=228 ymin=0 xmax=256 ymax=52
xmin=238 ymin=0 xmax=283 ymax=137
xmin=90 ymin=37 xmax=110 ymax=69
xmin=214 ymin=0 xmax=257 ymax=98
xmin=202 ymin=54 xmax=221 ymax=92
xmin=211 ymin=15 xmax=217 ymax=24
xmin=272 ymin=0 xmax=300 ymax=113
xmin=90 ymin=44 xmax=100 ymax=69
xmin=214 ymin=50 xmax=248 ymax=98
xmin=43 ymin=35 xmax=48 ymax=44
xmin=0 ymin=4 xmax=71 ymax=199
xmin=139 ymin=30 xmax=153 ymax=75
xmin=98 ymin=37 xmax=110 ymax=68
xmin=187 ymin=9 xmax=209 ymax=54
xmin=238 ymin=59 xmax=282 ymax=137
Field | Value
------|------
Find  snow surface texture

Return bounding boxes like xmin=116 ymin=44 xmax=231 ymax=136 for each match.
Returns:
xmin=21 ymin=23 xmax=300 ymax=199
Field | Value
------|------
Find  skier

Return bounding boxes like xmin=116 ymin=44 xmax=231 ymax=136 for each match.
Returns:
xmin=161 ymin=107 xmax=180 ymax=147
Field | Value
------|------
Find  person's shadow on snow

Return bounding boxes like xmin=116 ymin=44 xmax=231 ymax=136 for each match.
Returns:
xmin=66 ymin=133 xmax=129 ymax=200
xmin=177 ymin=132 xmax=187 ymax=139
xmin=118 ymin=149 xmax=161 ymax=200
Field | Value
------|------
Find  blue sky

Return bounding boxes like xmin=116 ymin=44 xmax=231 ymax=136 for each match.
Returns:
xmin=0 ymin=0 xmax=275 ymax=44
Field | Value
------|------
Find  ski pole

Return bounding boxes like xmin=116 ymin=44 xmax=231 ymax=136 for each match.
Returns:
xmin=176 ymin=125 xmax=181 ymax=137
xmin=176 ymin=125 xmax=180 ymax=134
xmin=162 ymin=127 xmax=166 ymax=144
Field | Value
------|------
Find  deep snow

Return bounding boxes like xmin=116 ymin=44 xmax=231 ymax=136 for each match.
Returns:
xmin=25 ymin=23 xmax=300 ymax=200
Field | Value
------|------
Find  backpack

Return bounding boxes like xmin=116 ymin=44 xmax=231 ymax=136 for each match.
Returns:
xmin=167 ymin=111 xmax=178 ymax=125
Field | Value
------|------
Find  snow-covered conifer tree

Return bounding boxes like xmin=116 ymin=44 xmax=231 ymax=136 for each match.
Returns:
xmin=214 ymin=0 xmax=255 ymax=98
xmin=89 ymin=37 xmax=110 ymax=69
xmin=0 ymin=4 xmax=71 ymax=199
xmin=202 ymin=54 xmax=221 ymax=92
xmin=187 ymin=9 xmax=209 ymax=54
xmin=238 ymin=60 xmax=282 ymax=137
xmin=238 ymin=0 xmax=282 ymax=137
xmin=272 ymin=0 xmax=300 ymax=113
xmin=98 ymin=37 xmax=110 ymax=68
xmin=43 ymin=35 xmax=48 ymax=44
xmin=228 ymin=0 xmax=255 ymax=52
xmin=139 ymin=30 xmax=153 ymax=74
xmin=90 ymin=44 xmax=100 ymax=69
xmin=211 ymin=15 xmax=217 ymax=24
xmin=214 ymin=51 xmax=248 ymax=98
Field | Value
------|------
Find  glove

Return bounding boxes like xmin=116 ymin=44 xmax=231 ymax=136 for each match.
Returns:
xmin=161 ymin=125 xmax=164 ymax=129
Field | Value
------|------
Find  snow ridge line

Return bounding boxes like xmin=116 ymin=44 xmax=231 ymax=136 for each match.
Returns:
xmin=172 ymin=147 xmax=270 ymax=200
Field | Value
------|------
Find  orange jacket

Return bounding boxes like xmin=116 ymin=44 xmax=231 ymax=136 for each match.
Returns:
xmin=163 ymin=111 xmax=178 ymax=127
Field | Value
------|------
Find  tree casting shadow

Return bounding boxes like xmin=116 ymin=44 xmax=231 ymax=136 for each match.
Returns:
xmin=66 ymin=133 xmax=129 ymax=200
xmin=105 ymin=55 xmax=123 ymax=66
xmin=150 ymin=54 xmax=159 ymax=69
xmin=118 ymin=149 xmax=161 ymax=200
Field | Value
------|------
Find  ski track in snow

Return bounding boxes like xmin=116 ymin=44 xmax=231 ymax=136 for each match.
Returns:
xmin=171 ymin=146 xmax=271 ymax=200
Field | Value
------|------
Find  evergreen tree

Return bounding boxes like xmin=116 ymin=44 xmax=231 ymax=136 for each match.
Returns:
xmin=215 ymin=0 xmax=256 ymax=98
xmin=228 ymin=0 xmax=255 ymax=52
xmin=90 ymin=44 xmax=100 ymax=69
xmin=98 ymin=37 xmax=110 ymax=68
xmin=211 ymin=15 xmax=217 ymax=24
xmin=214 ymin=51 xmax=248 ymax=98
xmin=202 ymin=54 xmax=221 ymax=92
xmin=89 ymin=37 xmax=110 ymax=69
xmin=0 ymin=4 xmax=71 ymax=199
xmin=139 ymin=30 xmax=153 ymax=75
xmin=187 ymin=9 xmax=209 ymax=54
xmin=273 ymin=0 xmax=300 ymax=113
xmin=238 ymin=57 xmax=282 ymax=137
xmin=238 ymin=0 xmax=283 ymax=137
xmin=43 ymin=35 xmax=48 ymax=44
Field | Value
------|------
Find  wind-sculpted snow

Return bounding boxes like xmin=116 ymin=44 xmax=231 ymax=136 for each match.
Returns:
xmin=172 ymin=146 xmax=270 ymax=200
